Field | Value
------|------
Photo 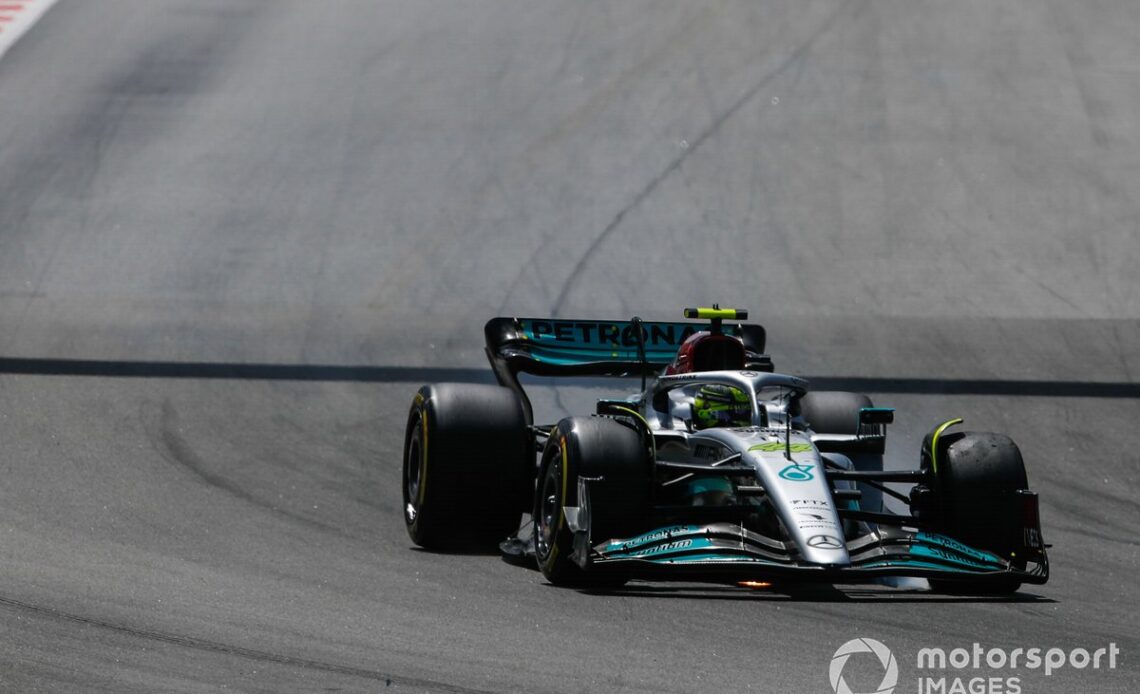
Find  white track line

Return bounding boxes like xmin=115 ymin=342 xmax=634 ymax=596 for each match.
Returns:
xmin=0 ymin=0 xmax=61 ymax=61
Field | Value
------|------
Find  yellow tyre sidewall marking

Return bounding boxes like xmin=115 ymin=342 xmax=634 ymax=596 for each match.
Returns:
xmin=544 ymin=435 xmax=570 ymax=569
xmin=930 ymin=418 xmax=964 ymax=474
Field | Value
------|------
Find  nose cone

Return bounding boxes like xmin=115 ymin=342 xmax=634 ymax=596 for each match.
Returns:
xmin=797 ymin=532 xmax=849 ymax=565
xmin=745 ymin=438 xmax=851 ymax=566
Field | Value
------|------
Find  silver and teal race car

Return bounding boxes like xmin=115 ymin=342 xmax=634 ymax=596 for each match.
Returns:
xmin=402 ymin=307 xmax=1048 ymax=593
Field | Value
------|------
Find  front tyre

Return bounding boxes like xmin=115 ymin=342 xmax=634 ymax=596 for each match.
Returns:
xmin=534 ymin=417 xmax=650 ymax=587
xmin=403 ymin=383 xmax=530 ymax=551
xmin=922 ymin=428 xmax=1028 ymax=594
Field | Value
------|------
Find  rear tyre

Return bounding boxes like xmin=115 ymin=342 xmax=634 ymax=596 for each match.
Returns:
xmin=799 ymin=391 xmax=873 ymax=435
xmin=534 ymin=417 xmax=651 ymax=588
xmin=800 ymin=391 xmax=883 ymax=511
xmin=403 ymin=384 xmax=530 ymax=551
xmin=924 ymin=430 xmax=1027 ymax=594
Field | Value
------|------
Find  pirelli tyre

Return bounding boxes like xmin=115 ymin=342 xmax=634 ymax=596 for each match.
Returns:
xmin=799 ymin=391 xmax=873 ymax=434
xmin=799 ymin=391 xmax=884 ymax=511
xmin=921 ymin=427 xmax=1029 ymax=594
xmin=534 ymin=417 xmax=651 ymax=588
xmin=403 ymin=383 xmax=530 ymax=551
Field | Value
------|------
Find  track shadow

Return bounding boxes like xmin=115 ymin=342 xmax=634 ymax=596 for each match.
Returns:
xmin=1 ymin=357 xmax=1137 ymax=398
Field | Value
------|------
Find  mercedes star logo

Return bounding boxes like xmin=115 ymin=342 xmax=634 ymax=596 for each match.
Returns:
xmin=808 ymin=534 xmax=843 ymax=549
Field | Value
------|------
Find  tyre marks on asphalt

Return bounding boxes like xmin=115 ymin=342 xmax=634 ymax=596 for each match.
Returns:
xmin=548 ymin=0 xmax=860 ymax=314
xmin=153 ymin=399 xmax=341 ymax=532
xmin=0 ymin=0 xmax=59 ymax=60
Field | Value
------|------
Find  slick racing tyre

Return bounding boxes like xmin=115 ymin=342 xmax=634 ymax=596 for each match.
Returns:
xmin=922 ymin=428 xmax=1028 ymax=594
xmin=799 ymin=391 xmax=884 ymax=511
xmin=799 ymin=391 xmax=873 ymax=435
xmin=403 ymin=383 xmax=530 ymax=551
xmin=534 ymin=417 xmax=650 ymax=588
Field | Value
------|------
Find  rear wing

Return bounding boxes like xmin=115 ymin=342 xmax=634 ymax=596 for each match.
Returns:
xmin=484 ymin=316 xmax=769 ymax=423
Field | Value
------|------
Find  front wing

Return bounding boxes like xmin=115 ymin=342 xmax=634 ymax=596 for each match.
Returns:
xmin=582 ymin=523 xmax=1049 ymax=585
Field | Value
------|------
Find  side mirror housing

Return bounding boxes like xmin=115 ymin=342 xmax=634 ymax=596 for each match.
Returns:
xmin=859 ymin=407 xmax=895 ymax=425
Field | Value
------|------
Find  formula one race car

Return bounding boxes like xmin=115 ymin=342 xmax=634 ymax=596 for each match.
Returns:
xmin=402 ymin=307 xmax=1048 ymax=593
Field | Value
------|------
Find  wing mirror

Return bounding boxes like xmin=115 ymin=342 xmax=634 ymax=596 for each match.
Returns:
xmin=859 ymin=407 xmax=895 ymax=425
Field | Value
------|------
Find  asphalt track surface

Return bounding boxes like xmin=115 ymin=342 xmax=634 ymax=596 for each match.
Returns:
xmin=1 ymin=1 xmax=1138 ymax=692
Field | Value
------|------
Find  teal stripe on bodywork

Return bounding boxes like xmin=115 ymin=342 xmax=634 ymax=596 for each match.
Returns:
xmin=915 ymin=532 xmax=1004 ymax=564
xmin=604 ymin=537 xmax=714 ymax=559
xmin=604 ymin=525 xmax=699 ymax=552
xmin=909 ymin=545 xmax=1003 ymax=570
xmin=649 ymin=553 xmax=773 ymax=564
xmin=859 ymin=558 xmax=1002 ymax=573
xmin=526 ymin=344 xmax=679 ymax=365
xmin=517 ymin=320 xmax=747 ymax=366
xmin=860 ymin=559 xmax=959 ymax=571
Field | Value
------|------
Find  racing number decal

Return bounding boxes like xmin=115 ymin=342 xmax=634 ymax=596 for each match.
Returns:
xmin=749 ymin=442 xmax=813 ymax=453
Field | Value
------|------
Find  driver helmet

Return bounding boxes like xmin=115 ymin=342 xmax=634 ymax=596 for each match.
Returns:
xmin=692 ymin=384 xmax=752 ymax=429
